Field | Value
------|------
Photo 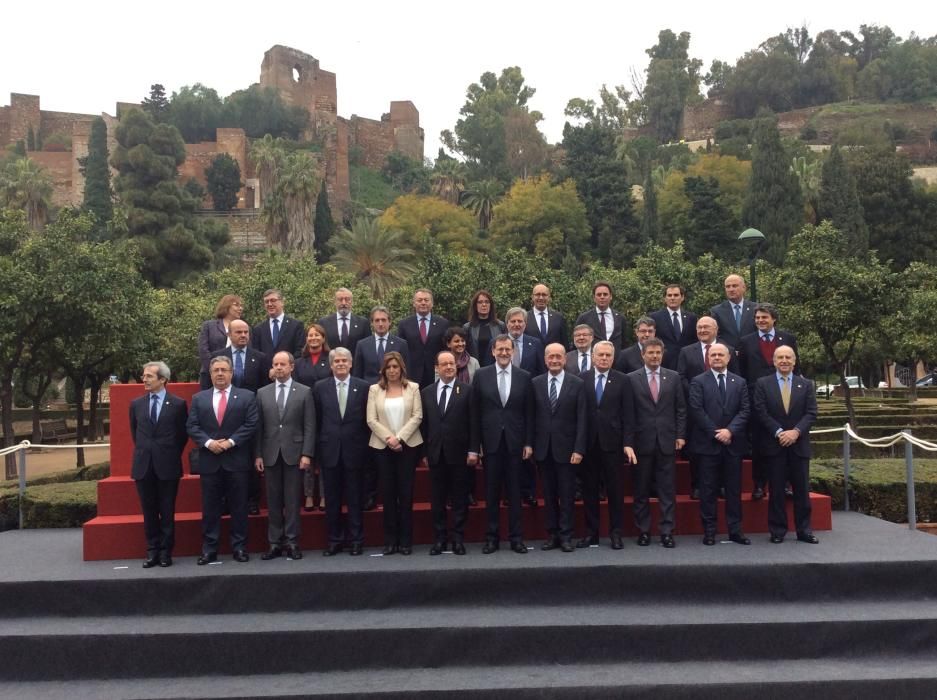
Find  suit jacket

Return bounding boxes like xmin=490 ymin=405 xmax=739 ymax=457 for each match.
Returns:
xmin=204 ymin=347 xmax=270 ymax=393
xmin=292 ymin=353 xmax=332 ymax=388
xmin=532 ymin=373 xmax=588 ymax=463
xmin=353 ymin=334 xmax=411 ymax=384
xmin=575 ymin=308 xmax=627 ymax=350
xmin=129 ymin=392 xmax=189 ymax=480
xmin=318 ymin=312 xmax=370 ymax=355
xmin=710 ymin=299 xmax=757 ymax=350
xmin=366 ymin=382 xmax=424 ymax=449
xmin=251 ymin=315 xmax=305 ymax=358
xmin=421 ymin=380 xmax=479 ymax=465
xmin=198 ymin=319 xmax=230 ymax=373
xmin=624 ymin=367 xmax=686 ymax=455
xmin=614 ymin=343 xmax=645 ymax=374
xmin=397 ymin=314 xmax=451 ymax=386
xmin=254 ymin=381 xmax=316 ymax=466
xmin=526 ymin=308 xmax=569 ymax=349
xmin=463 ymin=320 xmax=507 ymax=366
xmin=754 ymin=374 xmax=817 ymax=458
xmin=687 ymin=371 xmax=750 ymax=456
xmin=566 ymin=349 xmax=593 ymax=376
xmin=471 ymin=364 xmax=535 ymax=456
xmin=677 ymin=342 xmax=739 ymax=396
xmin=650 ymin=308 xmax=699 ymax=370
xmin=487 ymin=334 xmax=546 ymax=376
xmin=312 ymin=375 xmax=371 ymax=469
xmin=737 ymin=329 xmax=800 ymax=387
xmin=582 ymin=369 xmax=632 ymax=453
xmin=186 ymin=387 xmax=259 ymax=473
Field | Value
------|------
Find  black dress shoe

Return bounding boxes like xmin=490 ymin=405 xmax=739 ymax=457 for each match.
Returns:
xmin=233 ymin=550 xmax=249 ymax=563
xmin=770 ymin=534 xmax=785 ymax=544
xmin=576 ymin=536 xmax=599 ymax=548
xmin=785 ymin=486 xmax=794 ymax=498
xmin=159 ymin=555 xmax=173 ymax=568
xmin=610 ymin=534 xmax=624 ymax=550
xmin=524 ymin=495 xmax=538 ymax=507
xmin=248 ymin=503 xmax=260 ymax=516
xmin=510 ymin=541 xmax=528 ymax=554
xmin=560 ymin=540 xmax=574 ymax=553
xmin=751 ymin=487 xmax=765 ymax=500
xmin=637 ymin=532 xmax=651 ymax=546
xmin=142 ymin=555 xmax=159 ymax=569
xmin=349 ymin=543 xmax=363 ymax=555
xmin=482 ymin=540 xmax=499 ymax=554
xmin=467 ymin=493 xmax=478 ymax=507
xmin=574 ymin=490 xmax=583 ymax=502
xmin=286 ymin=546 xmax=302 ymax=560
xmin=541 ymin=538 xmax=560 ymax=551
xmin=261 ymin=546 xmax=282 ymax=560
xmin=702 ymin=534 xmax=716 ymax=546
xmin=382 ymin=544 xmax=397 ymax=556
xmin=399 ymin=546 xmax=412 ymax=555
xmin=429 ymin=542 xmax=444 ymax=555
xmin=661 ymin=534 xmax=676 ymax=549
xmin=730 ymin=533 xmax=752 ymax=545
xmin=797 ymin=532 xmax=819 ymax=544
xmin=323 ymin=544 xmax=344 ymax=556
xmin=690 ymin=488 xmax=700 ymax=500
xmin=363 ymin=497 xmax=377 ymax=511
xmin=197 ymin=553 xmax=217 ymax=566
xmin=718 ymin=487 xmax=726 ymax=499
xmin=452 ymin=542 xmax=466 ymax=555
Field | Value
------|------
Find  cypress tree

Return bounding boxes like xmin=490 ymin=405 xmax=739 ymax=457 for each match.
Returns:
xmin=313 ymin=179 xmax=335 ymax=261
xmin=80 ymin=117 xmax=113 ymax=235
xmin=817 ymin=144 xmax=868 ymax=255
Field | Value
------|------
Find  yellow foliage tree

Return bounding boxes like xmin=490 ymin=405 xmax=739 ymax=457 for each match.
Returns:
xmin=378 ymin=194 xmax=481 ymax=255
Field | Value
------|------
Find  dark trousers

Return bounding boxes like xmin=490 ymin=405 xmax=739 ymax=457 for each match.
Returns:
xmin=698 ymin=452 xmax=743 ymax=536
xmin=134 ymin=469 xmax=179 ymax=556
xmin=364 ymin=455 xmax=379 ymax=505
xmin=265 ymin=456 xmax=303 ymax=546
xmin=323 ymin=462 xmax=364 ymax=546
xmin=539 ymin=457 xmax=576 ymax=541
xmin=519 ymin=459 xmax=537 ymax=500
xmin=484 ymin=438 xmax=523 ymax=543
xmin=633 ymin=450 xmax=676 ymax=535
xmin=581 ymin=445 xmax=624 ymax=538
xmin=199 ymin=468 xmax=249 ymax=554
xmin=430 ymin=459 xmax=469 ymax=543
xmin=374 ymin=445 xmax=419 ymax=547
xmin=768 ymin=451 xmax=812 ymax=537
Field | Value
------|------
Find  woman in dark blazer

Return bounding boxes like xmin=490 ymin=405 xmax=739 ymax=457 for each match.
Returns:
xmin=293 ymin=322 xmax=331 ymax=511
xmin=197 ymin=295 xmax=243 ymax=384
xmin=462 ymin=289 xmax=505 ymax=366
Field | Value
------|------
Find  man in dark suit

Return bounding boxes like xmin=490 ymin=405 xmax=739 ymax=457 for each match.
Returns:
xmin=421 ymin=350 xmax=479 ymax=555
xmin=497 ymin=307 xmax=546 ymax=377
xmin=252 ymin=288 xmax=305 ymax=359
xmin=565 ymin=324 xmax=595 ymax=375
xmin=710 ymin=274 xmax=756 ymax=350
xmin=527 ymin=283 xmax=569 ymax=349
xmin=533 ymin=343 xmax=588 ymax=552
xmin=397 ymin=288 xmax=450 ymax=388
xmin=615 ymin=316 xmax=656 ymax=374
xmin=738 ymin=303 xmax=800 ymax=498
xmin=688 ymin=343 xmax=751 ymax=546
xmin=754 ymin=346 xmax=819 ymax=544
xmin=578 ymin=341 xmax=633 ymax=550
xmin=575 ymin=281 xmax=627 ymax=351
xmin=254 ymin=352 xmax=316 ymax=561
xmin=129 ymin=361 xmax=189 ymax=568
xmin=625 ymin=337 xmax=686 ymax=548
xmin=353 ymin=305 xmax=411 ymax=384
xmin=187 ymin=356 xmax=259 ymax=564
xmin=318 ymin=287 xmax=369 ymax=355
xmin=205 ymin=320 xmax=270 ymax=392
xmin=650 ymin=284 xmax=698 ymax=370
xmin=312 ymin=347 xmax=371 ymax=555
xmin=471 ymin=334 xmax=535 ymax=554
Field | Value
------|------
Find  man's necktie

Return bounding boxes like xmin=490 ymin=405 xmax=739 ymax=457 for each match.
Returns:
xmin=234 ymin=350 xmax=244 ymax=383
xmin=762 ymin=334 xmax=772 ymax=343
xmin=378 ymin=337 xmax=385 ymax=360
xmin=150 ymin=394 xmax=159 ymax=424
xmin=419 ymin=317 xmax=428 ymax=343
xmin=271 ymin=318 xmax=280 ymax=347
xmin=338 ymin=381 xmax=347 ymax=418
xmin=672 ymin=311 xmax=681 ymax=338
xmin=595 ymin=374 xmax=605 ymax=404
xmin=781 ymin=376 xmax=791 ymax=414
xmin=277 ymin=383 xmax=287 ymax=418
xmin=718 ymin=373 xmax=726 ymax=404
xmin=539 ymin=312 xmax=547 ymax=338
xmin=703 ymin=343 xmax=711 ymax=370
xmin=581 ymin=353 xmax=588 ymax=372
xmin=649 ymin=371 xmax=659 ymax=403
xmin=733 ymin=305 xmax=741 ymax=331
xmin=438 ymin=384 xmax=449 ymax=415
xmin=599 ymin=311 xmax=609 ymax=339
xmin=512 ymin=339 xmax=521 ymax=367
xmin=340 ymin=315 xmax=348 ymax=345
xmin=216 ymin=389 xmax=227 ymax=424
xmin=499 ymin=370 xmax=508 ymax=406
xmin=549 ymin=377 xmax=558 ymax=411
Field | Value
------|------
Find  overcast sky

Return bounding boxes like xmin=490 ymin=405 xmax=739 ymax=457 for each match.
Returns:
xmin=2 ymin=1 xmax=933 ymax=160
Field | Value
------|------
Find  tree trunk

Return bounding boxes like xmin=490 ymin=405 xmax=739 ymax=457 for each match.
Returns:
xmin=88 ymin=374 xmax=105 ymax=441
xmin=839 ymin=362 xmax=857 ymax=429
xmin=71 ymin=374 xmax=87 ymax=468
xmin=1 ymin=378 xmax=17 ymax=480
xmin=26 ymin=373 xmax=53 ymax=442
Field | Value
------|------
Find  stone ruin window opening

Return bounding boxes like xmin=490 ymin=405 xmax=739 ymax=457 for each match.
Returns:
xmin=292 ymin=65 xmax=302 ymax=83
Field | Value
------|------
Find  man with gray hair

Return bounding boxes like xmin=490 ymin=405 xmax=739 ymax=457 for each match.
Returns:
xmin=130 ymin=361 xmax=189 ymax=568
xmin=318 ymin=287 xmax=369 ymax=354
xmin=615 ymin=316 xmax=656 ymax=374
xmin=494 ymin=306 xmax=546 ymax=377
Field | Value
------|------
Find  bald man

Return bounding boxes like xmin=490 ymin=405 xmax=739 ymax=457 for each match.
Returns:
xmin=710 ymin=275 xmax=757 ymax=350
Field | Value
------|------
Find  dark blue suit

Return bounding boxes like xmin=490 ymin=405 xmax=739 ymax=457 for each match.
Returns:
xmin=251 ymin=315 xmax=305 ymax=358
xmin=397 ymin=314 xmax=450 ymax=388
xmin=650 ymin=308 xmax=698 ymax=370
xmin=688 ymin=370 xmax=750 ymax=537
xmin=486 ymin=334 xmax=546 ymax=376
xmin=353 ymin=334 xmax=411 ymax=384
xmin=186 ymin=386 xmax=258 ymax=555
xmin=204 ymin=347 xmax=270 ymax=392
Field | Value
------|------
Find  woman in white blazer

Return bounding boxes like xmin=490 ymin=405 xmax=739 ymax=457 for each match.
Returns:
xmin=367 ymin=351 xmax=423 ymax=555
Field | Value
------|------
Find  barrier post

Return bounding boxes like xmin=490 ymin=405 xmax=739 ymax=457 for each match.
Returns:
xmin=17 ymin=447 xmax=27 ymax=530
xmin=842 ymin=425 xmax=851 ymax=512
xmin=904 ymin=431 xmax=916 ymax=531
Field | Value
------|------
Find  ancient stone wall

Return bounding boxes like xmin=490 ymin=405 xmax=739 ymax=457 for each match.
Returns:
xmin=348 ymin=115 xmax=396 ymax=169
xmin=260 ymin=45 xmax=337 ymax=116
xmin=38 ymin=110 xmax=94 ymax=143
xmin=0 ymin=106 xmax=11 ymax=146
xmin=680 ymin=99 xmax=733 ymax=141
xmin=9 ymin=93 xmax=40 ymax=144
xmin=27 ymin=151 xmax=76 ymax=206
xmin=195 ymin=211 xmax=265 ymax=254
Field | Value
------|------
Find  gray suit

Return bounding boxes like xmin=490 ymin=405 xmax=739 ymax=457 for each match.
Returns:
xmin=254 ymin=380 xmax=316 ymax=547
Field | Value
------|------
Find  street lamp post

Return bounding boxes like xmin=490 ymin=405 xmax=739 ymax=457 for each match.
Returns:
xmin=738 ymin=228 xmax=766 ymax=302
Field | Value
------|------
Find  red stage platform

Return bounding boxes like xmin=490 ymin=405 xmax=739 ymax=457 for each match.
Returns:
xmin=83 ymin=383 xmax=832 ymax=560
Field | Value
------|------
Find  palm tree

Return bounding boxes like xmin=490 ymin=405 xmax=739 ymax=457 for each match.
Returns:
xmin=461 ymin=179 xmax=503 ymax=231
xmin=330 ymin=218 xmax=417 ymax=298
xmin=430 ymin=159 xmax=467 ymax=205
xmin=0 ymin=157 xmax=53 ymax=229
xmin=278 ymin=151 xmax=321 ymax=253
xmin=791 ymin=155 xmax=821 ymax=223
xmin=249 ymin=135 xmax=284 ymax=210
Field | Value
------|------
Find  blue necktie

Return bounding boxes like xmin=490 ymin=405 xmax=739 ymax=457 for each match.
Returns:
xmin=539 ymin=312 xmax=547 ymax=338
xmin=718 ymin=373 xmax=726 ymax=404
xmin=150 ymin=394 xmax=159 ymax=424
xmin=595 ymin=374 xmax=604 ymax=404
xmin=549 ymin=377 xmax=558 ymax=411
xmin=234 ymin=350 xmax=244 ymax=383
xmin=377 ymin=337 xmax=386 ymax=361
xmin=733 ymin=305 xmax=741 ymax=331
xmin=271 ymin=318 xmax=280 ymax=347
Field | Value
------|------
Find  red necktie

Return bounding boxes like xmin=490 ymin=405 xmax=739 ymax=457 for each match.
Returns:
xmin=419 ymin=317 xmax=428 ymax=343
xmin=216 ymin=389 xmax=227 ymax=424
xmin=649 ymin=371 xmax=659 ymax=403
xmin=703 ymin=343 xmax=711 ymax=370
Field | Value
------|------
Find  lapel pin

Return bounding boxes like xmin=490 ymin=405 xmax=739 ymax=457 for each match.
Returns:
xmin=455 ymin=386 xmax=461 ymax=395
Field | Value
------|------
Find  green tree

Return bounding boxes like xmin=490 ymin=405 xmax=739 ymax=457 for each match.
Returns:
xmin=639 ymin=30 xmax=703 ymax=142
xmin=430 ymin=158 xmax=468 ymax=204
xmin=168 ymin=84 xmax=224 ymax=143
xmin=504 ymin=106 xmax=548 ymax=180
xmin=313 ymin=180 xmax=335 ymax=261
xmin=221 ymin=85 xmax=308 ymax=139
xmin=110 ymin=109 xmax=229 ymax=286
xmin=26 ymin=126 xmax=36 ymax=152
xmin=276 ymin=151 xmax=321 ymax=253
xmin=791 ymin=155 xmax=821 ymax=222
xmin=461 ymin=179 xmax=503 ymax=231
xmin=894 ymin=262 xmax=937 ymax=398
xmin=330 ymin=218 xmax=417 ymax=298
xmin=79 ymin=117 xmax=113 ymax=236
xmin=817 ymin=144 xmax=867 ymax=254
xmin=378 ymin=194 xmax=480 ymax=255
xmin=382 ymin=151 xmax=430 ymax=194
xmin=723 ymin=49 xmax=802 ymax=118
xmin=680 ymin=176 xmax=738 ymax=259
xmin=142 ymin=84 xmax=170 ymax=123
xmin=204 ymin=153 xmax=242 ymax=211
xmin=0 ymin=157 xmax=53 ymax=230
xmin=640 ymin=169 xmax=659 ymax=247
xmin=741 ymin=118 xmax=804 ymax=264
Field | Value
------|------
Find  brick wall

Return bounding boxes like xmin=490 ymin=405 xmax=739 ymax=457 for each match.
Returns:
xmin=9 ymin=93 xmax=40 ymax=144
xmin=28 ymin=152 xmax=76 ymax=206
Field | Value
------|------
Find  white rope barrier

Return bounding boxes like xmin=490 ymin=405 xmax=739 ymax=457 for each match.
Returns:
xmin=0 ymin=440 xmax=110 ymax=457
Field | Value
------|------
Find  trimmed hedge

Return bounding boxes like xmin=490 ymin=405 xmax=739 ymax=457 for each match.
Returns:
xmin=0 ymin=462 xmax=107 ymax=531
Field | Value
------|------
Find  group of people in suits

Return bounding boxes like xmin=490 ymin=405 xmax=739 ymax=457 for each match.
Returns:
xmin=129 ymin=276 xmax=819 ymax=567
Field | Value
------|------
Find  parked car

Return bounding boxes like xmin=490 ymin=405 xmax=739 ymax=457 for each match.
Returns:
xmin=917 ymin=373 xmax=937 ymax=387
xmin=816 ymin=383 xmax=836 ymax=398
